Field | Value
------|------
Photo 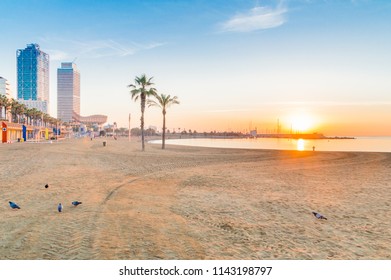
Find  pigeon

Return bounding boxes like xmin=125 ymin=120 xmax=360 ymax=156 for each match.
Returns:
xmin=58 ymin=203 xmax=63 ymax=213
xmin=72 ymin=201 xmax=82 ymax=206
xmin=9 ymin=201 xmax=21 ymax=209
xmin=45 ymin=184 xmax=49 ymax=189
xmin=312 ymin=211 xmax=327 ymax=220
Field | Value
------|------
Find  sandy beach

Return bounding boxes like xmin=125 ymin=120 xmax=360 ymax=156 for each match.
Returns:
xmin=1 ymin=137 xmax=391 ymax=260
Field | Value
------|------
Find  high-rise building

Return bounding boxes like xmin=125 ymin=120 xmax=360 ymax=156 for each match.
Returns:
xmin=57 ymin=62 xmax=80 ymax=123
xmin=16 ymin=43 xmax=49 ymax=113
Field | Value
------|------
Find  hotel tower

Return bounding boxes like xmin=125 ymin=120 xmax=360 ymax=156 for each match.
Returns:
xmin=16 ymin=43 xmax=50 ymax=113
xmin=57 ymin=62 xmax=80 ymax=123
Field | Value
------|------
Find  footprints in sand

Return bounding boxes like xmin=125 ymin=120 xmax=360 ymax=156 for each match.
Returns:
xmin=180 ymin=210 xmax=254 ymax=242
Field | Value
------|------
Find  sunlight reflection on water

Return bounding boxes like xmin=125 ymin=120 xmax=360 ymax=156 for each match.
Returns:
xmin=297 ymin=139 xmax=305 ymax=151
xmin=150 ymin=137 xmax=391 ymax=153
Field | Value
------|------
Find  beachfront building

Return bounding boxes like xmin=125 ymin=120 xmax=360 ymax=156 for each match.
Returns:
xmin=0 ymin=76 xmax=12 ymax=120
xmin=57 ymin=62 xmax=80 ymax=123
xmin=0 ymin=76 xmax=12 ymax=98
xmin=16 ymin=43 xmax=50 ymax=113
xmin=1 ymin=121 xmax=48 ymax=143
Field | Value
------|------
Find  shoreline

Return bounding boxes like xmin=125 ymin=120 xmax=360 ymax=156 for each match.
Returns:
xmin=149 ymin=136 xmax=390 ymax=153
xmin=143 ymin=133 xmax=356 ymax=140
xmin=1 ymin=138 xmax=391 ymax=259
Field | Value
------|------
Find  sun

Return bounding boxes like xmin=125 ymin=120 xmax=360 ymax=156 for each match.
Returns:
xmin=289 ymin=113 xmax=316 ymax=133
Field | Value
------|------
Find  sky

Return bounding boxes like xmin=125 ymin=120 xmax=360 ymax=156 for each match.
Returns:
xmin=0 ymin=0 xmax=390 ymax=136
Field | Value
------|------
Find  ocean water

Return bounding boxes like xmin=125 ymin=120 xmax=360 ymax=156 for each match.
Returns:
xmin=150 ymin=137 xmax=391 ymax=153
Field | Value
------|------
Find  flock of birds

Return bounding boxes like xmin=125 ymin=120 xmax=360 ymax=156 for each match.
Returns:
xmin=8 ymin=184 xmax=328 ymax=220
xmin=8 ymin=189 xmax=328 ymax=220
xmin=8 ymin=184 xmax=82 ymax=213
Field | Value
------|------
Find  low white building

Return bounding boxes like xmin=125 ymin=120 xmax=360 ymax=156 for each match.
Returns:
xmin=0 ymin=76 xmax=12 ymax=120
xmin=0 ymin=76 xmax=12 ymax=98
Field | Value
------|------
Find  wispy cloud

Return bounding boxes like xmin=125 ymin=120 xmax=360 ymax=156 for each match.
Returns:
xmin=46 ymin=49 xmax=70 ymax=61
xmin=70 ymin=39 xmax=137 ymax=58
xmin=204 ymin=109 xmax=254 ymax=113
xmin=219 ymin=2 xmax=288 ymax=33
xmin=40 ymin=37 xmax=167 ymax=61
xmin=259 ymin=101 xmax=391 ymax=107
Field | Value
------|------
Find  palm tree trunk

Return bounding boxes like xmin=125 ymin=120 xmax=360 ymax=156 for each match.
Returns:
xmin=162 ymin=112 xmax=166 ymax=149
xmin=141 ymin=94 xmax=146 ymax=151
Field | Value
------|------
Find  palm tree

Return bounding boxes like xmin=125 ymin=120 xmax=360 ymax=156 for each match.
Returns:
xmin=128 ymin=74 xmax=156 ymax=151
xmin=10 ymin=99 xmax=26 ymax=123
xmin=148 ymin=93 xmax=180 ymax=149
xmin=25 ymin=108 xmax=34 ymax=125
xmin=4 ymin=98 xmax=11 ymax=122
xmin=32 ymin=108 xmax=43 ymax=126
xmin=9 ymin=99 xmax=17 ymax=122
xmin=0 ymin=94 xmax=8 ymax=120
xmin=43 ymin=113 xmax=51 ymax=127
xmin=19 ymin=104 xmax=28 ymax=124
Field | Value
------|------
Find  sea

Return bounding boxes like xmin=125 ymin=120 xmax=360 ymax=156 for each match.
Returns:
xmin=150 ymin=137 xmax=391 ymax=153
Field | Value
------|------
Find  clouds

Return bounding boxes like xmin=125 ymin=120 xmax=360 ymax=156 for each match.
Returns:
xmin=258 ymin=101 xmax=391 ymax=107
xmin=46 ymin=49 xmax=69 ymax=61
xmin=42 ymin=37 xmax=167 ymax=61
xmin=204 ymin=108 xmax=253 ymax=113
xmin=219 ymin=3 xmax=288 ymax=33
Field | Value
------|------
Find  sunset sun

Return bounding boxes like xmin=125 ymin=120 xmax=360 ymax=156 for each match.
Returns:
xmin=289 ymin=113 xmax=316 ymax=133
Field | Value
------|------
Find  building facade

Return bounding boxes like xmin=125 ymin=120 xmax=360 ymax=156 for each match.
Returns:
xmin=16 ymin=43 xmax=50 ymax=113
xmin=57 ymin=62 xmax=80 ymax=123
xmin=0 ymin=76 xmax=12 ymax=98
xmin=0 ymin=76 xmax=12 ymax=120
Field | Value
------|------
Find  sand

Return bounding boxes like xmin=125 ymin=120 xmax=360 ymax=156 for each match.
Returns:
xmin=1 ymin=137 xmax=391 ymax=260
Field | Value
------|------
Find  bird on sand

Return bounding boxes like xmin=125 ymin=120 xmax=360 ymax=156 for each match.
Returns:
xmin=45 ymin=184 xmax=49 ymax=189
xmin=58 ymin=203 xmax=63 ymax=212
xmin=72 ymin=201 xmax=82 ymax=206
xmin=312 ymin=211 xmax=327 ymax=220
xmin=9 ymin=201 xmax=21 ymax=209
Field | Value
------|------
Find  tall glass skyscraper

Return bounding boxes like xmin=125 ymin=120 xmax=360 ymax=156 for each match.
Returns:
xmin=16 ymin=43 xmax=50 ymax=113
xmin=57 ymin=62 xmax=80 ymax=123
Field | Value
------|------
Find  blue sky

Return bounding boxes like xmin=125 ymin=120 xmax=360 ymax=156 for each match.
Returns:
xmin=1 ymin=0 xmax=391 ymax=135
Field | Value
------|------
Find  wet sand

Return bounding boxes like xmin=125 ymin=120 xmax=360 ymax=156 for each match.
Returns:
xmin=1 ymin=137 xmax=391 ymax=259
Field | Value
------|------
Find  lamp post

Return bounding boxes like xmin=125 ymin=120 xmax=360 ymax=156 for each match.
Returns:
xmin=113 ymin=122 xmax=117 ymax=139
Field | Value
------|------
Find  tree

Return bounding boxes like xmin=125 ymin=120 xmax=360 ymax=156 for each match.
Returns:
xmin=25 ymin=108 xmax=34 ymax=125
xmin=10 ymin=99 xmax=27 ymax=123
xmin=31 ymin=108 xmax=42 ymax=126
xmin=148 ymin=93 xmax=180 ymax=149
xmin=130 ymin=127 xmax=141 ymax=136
xmin=128 ymin=74 xmax=156 ymax=151
xmin=0 ymin=94 xmax=9 ymax=120
xmin=43 ymin=113 xmax=51 ymax=127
